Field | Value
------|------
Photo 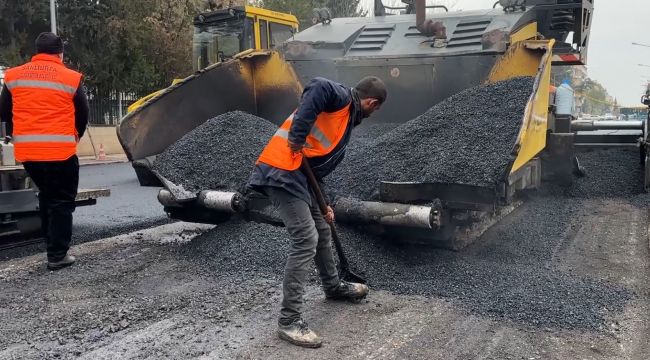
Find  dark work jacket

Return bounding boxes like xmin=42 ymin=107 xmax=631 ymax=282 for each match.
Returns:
xmin=248 ymin=77 xmax=364 ymax=205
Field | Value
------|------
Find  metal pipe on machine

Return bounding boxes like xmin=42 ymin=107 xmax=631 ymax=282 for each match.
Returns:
xmin=571 ymin=120 xmax=644 ymax=131
xmin=334 ymin=197 xmax=441 ymax=230
xmin=157 ymin=189 xmax=240 ymax=213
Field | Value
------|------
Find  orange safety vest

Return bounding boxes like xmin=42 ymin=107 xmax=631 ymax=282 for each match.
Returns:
xmin=4 ymin=54 xmax=82 ymax=162
xmin=257 ymin=103 xmax=352 ymax=171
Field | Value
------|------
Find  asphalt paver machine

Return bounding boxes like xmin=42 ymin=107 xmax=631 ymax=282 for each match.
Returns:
xmin=117 ymin=0 xmax=632 ymax=249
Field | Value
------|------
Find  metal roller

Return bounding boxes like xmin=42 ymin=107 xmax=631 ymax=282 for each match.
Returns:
xmin=571 ymin=120 xmax=644 ymax=131
xmin=158 ymin=189 xmax=241 ymax=213
xmin=334 ymin=197 xmax=441 ymax=230
xmin=197 ymin=190 xmax=241 ymax=213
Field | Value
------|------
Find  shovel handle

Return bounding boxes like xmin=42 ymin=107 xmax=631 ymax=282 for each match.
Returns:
xmin=299 ymin=160 xmax=329 ymax=214
xmin=300 ymin=159 xmax=351 ymax=269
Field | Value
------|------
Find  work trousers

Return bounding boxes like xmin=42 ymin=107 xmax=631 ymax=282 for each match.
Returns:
xmin=23 ymin=155 xmax=79 ymax=262
xmin=265 ymin=186 xmax=340 ymax=323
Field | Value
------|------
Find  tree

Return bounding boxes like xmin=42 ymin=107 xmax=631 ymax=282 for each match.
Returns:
xmin=253 ymin=0 xmax=314 ymax=29
xmin=0 ymin=0 xmax=50 ymax=66
xmin=1 ymin=0 xmax=203 ymax=94
xmin=255 ymin=0 xmax=366 ymax=30
xmin=315 ymin=0 xmax=366 ymax=19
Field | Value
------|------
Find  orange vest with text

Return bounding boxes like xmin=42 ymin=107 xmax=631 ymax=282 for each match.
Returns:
xmin=4 ymin=53 xmax=82 ymax=162
xmin=257 ymin=103 xmax=352 ymax=171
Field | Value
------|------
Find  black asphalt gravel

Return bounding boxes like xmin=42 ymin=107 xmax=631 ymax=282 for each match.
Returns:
xmin=1 ymin=162 xmax=168 ymax=261
xmin=153 ymin=111 xmax=277 ymax=193
xmin=571 ymin=148 xmax=645 ymax=200
xmin=329 ymin=77 xmax=534 ymax=200
xmin=146 ymin=82 xmax=635 ymax=332
xmin=180 ymin=188 xmax=631 ymax=332
xmin=163 ymin=145 xmax=645 ymax=332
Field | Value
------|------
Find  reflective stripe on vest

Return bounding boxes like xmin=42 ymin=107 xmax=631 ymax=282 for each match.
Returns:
xmin=272 ymin=125 xmax=332 ymax=149
xmin=5 ymin=79 xmax=77 ymax=95
xmin=257 ymin=103 xmax=352 ymax=171
xmin=12 ymin=135 xmax=77 ymax=143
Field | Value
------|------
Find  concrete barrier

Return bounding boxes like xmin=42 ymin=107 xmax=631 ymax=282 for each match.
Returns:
xmin=77 ymin=126 xmax=125 ymax=158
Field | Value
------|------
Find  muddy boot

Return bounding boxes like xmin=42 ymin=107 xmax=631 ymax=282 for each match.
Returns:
xmin=47 ymin=255 xmax=76 ymax=271
xmin=325 ymin=281 xmax=369 ymax=302
xmin=277 ymin=318 xmax=322 ymax=348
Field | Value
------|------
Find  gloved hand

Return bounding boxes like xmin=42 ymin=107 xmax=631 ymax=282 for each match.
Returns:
xmin=287 ymin=140 xmax=304 ymax=154
xmin=3 ymin=135 xmax=11 ymax=144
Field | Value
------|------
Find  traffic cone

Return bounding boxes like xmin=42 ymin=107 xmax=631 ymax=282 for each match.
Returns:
xmin=97 ymin=144 xmax=107 ymax=161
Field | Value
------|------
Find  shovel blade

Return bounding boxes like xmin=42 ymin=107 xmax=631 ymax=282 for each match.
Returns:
xmin=339 ymin=267 xmax=367 ymax=284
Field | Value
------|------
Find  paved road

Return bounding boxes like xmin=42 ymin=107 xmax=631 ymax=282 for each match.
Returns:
xmin=75 ymin=162 xmax=168 ymax=241
xmin=1 ymin=186 xmax=648 ymax=359
xmin=1 ymin=162 xmax=168 ymax=260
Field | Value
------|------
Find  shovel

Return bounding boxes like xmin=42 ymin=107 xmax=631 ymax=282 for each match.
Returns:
xmin=300 ymin=159 xmax=367 ymax=284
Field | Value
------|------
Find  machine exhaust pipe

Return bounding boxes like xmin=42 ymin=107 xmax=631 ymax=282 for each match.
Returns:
xmin=334 ymin=197 xmax=442 ymax=229
xmin=415 ymin=0 xmax=447 ymax=38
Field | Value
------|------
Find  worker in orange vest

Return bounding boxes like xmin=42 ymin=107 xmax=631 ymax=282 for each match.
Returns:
xmin=248 ymin=76 xmax=387 ymax=348
xmin=0 ymin=32 xmax=89 ymax=270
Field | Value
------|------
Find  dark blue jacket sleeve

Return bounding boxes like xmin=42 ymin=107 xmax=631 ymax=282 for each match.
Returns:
xmin=73 ymin=84 xmax=89 ymax=138
xmin=288 ymin=77 xmax=350 ymax=145
xmin=0 ymin=84 xmax=12 ymax=136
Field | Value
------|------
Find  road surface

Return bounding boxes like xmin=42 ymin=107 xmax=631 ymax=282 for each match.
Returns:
xmin=1 ymin=149 xmax=649 ymax=359
xmin=1 ymin=162 xmax=168 ymax=260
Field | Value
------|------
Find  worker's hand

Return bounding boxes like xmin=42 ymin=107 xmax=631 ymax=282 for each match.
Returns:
xmin=324 ymin=206 xmax=335 ymax=224
xmin=3 ymin=135 xmax=11 ymax=144
xmin=288 ymin=140 xmax=303 ymax=154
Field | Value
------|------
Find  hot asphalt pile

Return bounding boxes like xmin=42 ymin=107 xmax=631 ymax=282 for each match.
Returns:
xmin=180 ymin=184 xmax=632 ymax=331
xmin=171 ymin=149 xmax=641 ymax=332
xmin=152 ymin=111 xmax=277 ymax=193
xmin=329 ymin=77 xmax=534 ymax=200
xmin=147 ymin=82 xmax=634 ymax=331
xmin=571 ymin=148 xmax=645 ymax=200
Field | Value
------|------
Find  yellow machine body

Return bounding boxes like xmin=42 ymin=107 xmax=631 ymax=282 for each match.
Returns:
xmin=118 ymin=51 xmax=302 ymax=162
xmin=127 ymin=5 xmax=299 ymax=115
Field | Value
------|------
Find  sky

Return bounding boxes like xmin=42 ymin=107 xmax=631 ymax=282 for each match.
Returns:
xmin=361 ymin=0 xmax=650 ymax=106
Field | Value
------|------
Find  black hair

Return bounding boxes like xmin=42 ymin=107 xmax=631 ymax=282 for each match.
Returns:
xmin=355 ymin=76 xmax=387 ymax=104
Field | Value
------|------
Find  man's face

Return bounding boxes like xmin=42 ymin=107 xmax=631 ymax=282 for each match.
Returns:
xmin=360 ymin=98 xmax=382 ymax=118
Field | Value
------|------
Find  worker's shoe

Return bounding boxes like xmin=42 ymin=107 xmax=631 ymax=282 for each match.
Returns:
xmin=325 ymin=281 xmax=369 ymax=302
xmin=277 ymin=318 xmax=322 ymax=348
xmin=47 ymin=255 xmax=76 ymax=271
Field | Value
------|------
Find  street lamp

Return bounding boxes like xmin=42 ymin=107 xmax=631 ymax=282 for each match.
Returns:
xmin=640 ymin=64 xmax=650 ymax=68
xmin=632 ymin=42 xmax=650 ymax=48
xmin=50 ymin=0 xmax=57 ymax=34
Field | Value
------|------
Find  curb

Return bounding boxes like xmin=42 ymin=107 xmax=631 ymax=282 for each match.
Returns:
xmin=78 ymin=157 xmax=129 ymax=167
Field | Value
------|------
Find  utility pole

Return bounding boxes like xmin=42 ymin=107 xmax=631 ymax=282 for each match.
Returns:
xmin=50 ymin=0 xmax=57 ymax=34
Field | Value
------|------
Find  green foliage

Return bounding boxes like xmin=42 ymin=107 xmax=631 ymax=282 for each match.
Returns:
xmin=551 ymin=66 xmax=614 ymax=116
xmin=0 ymin=0 xmax=50 ymax=66
xmin=0 ymin=0 xmax=203 ymax=94
xmin=0 ymin=0 xmax=366 ymax=93
xmin=255 ymin=0 xmax=366 ymax=30
xmin=315 ymin=0 xmax=366 ymax=19
xmin=252 ymin=0 xmax=314 ymax=28
xmin=578 ymin=78 xmax=612 ymax=116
